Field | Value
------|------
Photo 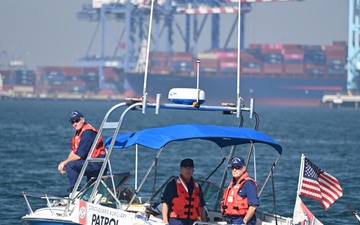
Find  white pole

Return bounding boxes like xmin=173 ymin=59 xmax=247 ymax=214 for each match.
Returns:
xmin=142 ymin=0 xmax=155 ymax=98
xmin=237 ymin=1 xmax=241 ymax=100
xmin=236 ymin=1 xmax=241 ymax=118
xmin=141 ymin=0 xmax=155 ymax=114
xmin=135 ymin=144 xmax=138 ymax=190
xmin=196 ymin=59 xmax=200 ymax=103
xmin=296 ymin=154 xmax=305 ymax=195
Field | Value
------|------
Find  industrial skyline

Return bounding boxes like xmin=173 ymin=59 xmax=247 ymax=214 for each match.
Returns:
xmin=0 ymin=0 xmax=347 ymax=70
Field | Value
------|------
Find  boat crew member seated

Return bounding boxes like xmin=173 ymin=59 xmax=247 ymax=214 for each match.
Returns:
xmin=221 ymin=157 xmax=259 ymax=225
xmin=57 ymin=110 xmax=107 ymax=192
xmin=161 ymin=158 xmax=207 ymax=225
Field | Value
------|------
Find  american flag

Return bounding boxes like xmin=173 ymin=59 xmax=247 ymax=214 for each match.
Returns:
xmin=299 ymin=157 xmax=343 ymax=210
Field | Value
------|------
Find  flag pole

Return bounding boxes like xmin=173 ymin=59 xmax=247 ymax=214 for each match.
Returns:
xmin=293 ymin=154 xmax=306 ymax=224
xmin=296 ymin=154 xmax=305 ymax=195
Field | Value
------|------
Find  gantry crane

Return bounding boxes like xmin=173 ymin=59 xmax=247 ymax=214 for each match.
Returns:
xmin=76 ymin=0 xmax=303 ymax=90
xmin=347 ymin=0 xmax=360 ymax=95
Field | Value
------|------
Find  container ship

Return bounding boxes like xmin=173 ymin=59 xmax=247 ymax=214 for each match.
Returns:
xmin=118 ymin=42 xmax=349 ymax=106
xmin=0 ymin=42 xmax=351 ymax=106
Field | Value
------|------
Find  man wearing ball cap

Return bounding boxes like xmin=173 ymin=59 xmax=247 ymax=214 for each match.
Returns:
xmin=220 ymin=157 xmax=259 ymax=225
xmin=161 ymin=158 xmax=207 ymax=225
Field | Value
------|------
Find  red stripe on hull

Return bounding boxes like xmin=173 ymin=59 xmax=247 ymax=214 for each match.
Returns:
xmin=282 ymin=86 xmax=343 ymax=91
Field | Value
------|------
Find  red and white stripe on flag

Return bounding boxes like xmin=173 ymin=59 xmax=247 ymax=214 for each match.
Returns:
xmin=299 ymin=157 xmax=343 ymax=210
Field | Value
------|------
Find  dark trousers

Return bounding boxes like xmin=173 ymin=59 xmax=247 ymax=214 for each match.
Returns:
xmin=66 ymin=159 xmax=104 ymax=188
xmin=226 ymin=215 xmax=256 ymax=225
xmin=169 ymin=218 xmax=197 ymax=225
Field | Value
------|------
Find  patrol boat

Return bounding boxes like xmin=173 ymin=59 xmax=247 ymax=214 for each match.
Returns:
xmin=21 ymin=1 xmax=311 ymax=223
xmin=21 ymin=89 xmax=304 ymax=225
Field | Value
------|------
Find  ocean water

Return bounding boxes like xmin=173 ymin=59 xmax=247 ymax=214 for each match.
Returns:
xmin=1 ymin=99 xmax=360 ymax=225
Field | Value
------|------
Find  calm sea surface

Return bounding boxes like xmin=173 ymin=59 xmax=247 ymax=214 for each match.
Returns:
xmin=1 ymin=99 xmax=359 ymax=225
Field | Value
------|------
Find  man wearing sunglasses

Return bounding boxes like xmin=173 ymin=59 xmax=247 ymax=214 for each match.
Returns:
xmin=57 ymin=110 xmax=106 ymax=193
xmin=220 ymin=157 xmax=259 ymax=225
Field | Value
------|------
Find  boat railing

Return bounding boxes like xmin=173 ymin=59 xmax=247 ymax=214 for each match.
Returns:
xmin=22 ymin=191 xmax=74 ymax=216
xmin=72 ymin=97 xmax=258 ymax=207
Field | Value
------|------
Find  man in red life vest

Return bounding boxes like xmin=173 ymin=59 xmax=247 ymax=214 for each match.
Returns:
xmin=221 ymin=157 xmax=259 ymax=225
xmin=57 ymin=110 xmax=106 ymax=192
xmin=162 ymin=158 xmax=207 ymax=225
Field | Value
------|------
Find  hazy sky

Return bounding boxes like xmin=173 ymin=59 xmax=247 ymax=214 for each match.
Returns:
xmin=0 ymin=0 xmax=348 ymax=70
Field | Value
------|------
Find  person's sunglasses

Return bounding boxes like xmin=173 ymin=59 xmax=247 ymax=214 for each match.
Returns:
xmin=231 ymin=166 xmax=242 ymax=170
xmin=70 ymin=119 xmax=81 ymax=124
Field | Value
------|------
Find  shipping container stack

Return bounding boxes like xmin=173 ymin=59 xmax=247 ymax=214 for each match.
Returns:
xmin=193 ymin=42 xmax=346 ymax=79
xmin=303 ymin=45 xmax=326 ymax=78
xmin=36 ymin=66 xmax=122 ymax=96
xmin=0 ymin=41 xmax=350 ymax=98
xmin=282 ymin=44 xmax=304 ymax=77
xmin=258 ymin=44 xmax=284 ymax=77
xmin=217 ymin=51 xmax=238 ymax=76
xmin=241 ymin=48 xmax=262 ymax=77
xmin=37 ymin=66 xmax=66 ymax=94
xmin=82 ymin=67 xmax=99 ymax=93
xmin=196 ymin=52 xmax=219 ymax=76
xmin=0 ymin=70 xmax=13 ymax=91
xmin=13 ymin=70 xmax=35 ymax=93
xmin=99 ymin=67 xmax=121 ymax=95
xmin=171 ymin=52 xmax=193 ymax=76
xmin=323 ymin=42 xmax=346 ymax=78
xmin=62 ymin=66 xmax=86 ymax=94
xmin=148 ymin=52 xmax=171 ymax=74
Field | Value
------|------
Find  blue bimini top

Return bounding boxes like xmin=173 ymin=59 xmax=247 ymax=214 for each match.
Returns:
xmin=105 ymin=124 xmax=282 ymax=154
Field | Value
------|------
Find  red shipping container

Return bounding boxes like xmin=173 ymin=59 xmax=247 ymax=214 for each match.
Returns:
xmin=172 ymin=52 xmax=192 ymax=57
xmin=217 ymin=52 xmax=238 ymax=58
xmin=172 ymin=55 xmax=193 ymax=61
xmin=283 ymin=53 xmax=304 ymax=60
xmin=284 ymin=64 xmax=304 ymax=75
xmin=82 ymin=67 xmax=98 ymax=73
xmin=220 ymin=62 xmax=237 ymax=68
xmin=242 ymin=68 xmax=261 ymax=74
xmin=219 ymin=57 xmax=238 ymax=63
xmin=62 ymin=67 xmax=82 ymax=76
xmin=263 ymin=63 xmax=283 ymax=74
xmin=2 ymin=84 xmax=13 ymax=91
xmin=48 ymin=85 xmax=67 ymax=92
xmin=241 ymin=53 xmax=258 ymax=61
xmin=261 ymin=48 xmax=282 ymax=54
xmin=326 ymin=53 xmax=346 ymax=60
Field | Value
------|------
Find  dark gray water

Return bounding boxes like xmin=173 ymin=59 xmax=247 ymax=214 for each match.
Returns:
xmin=1 ymin=99 xmax=359 ymax=224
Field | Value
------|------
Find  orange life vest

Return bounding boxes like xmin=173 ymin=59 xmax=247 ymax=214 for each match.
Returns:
xmin=220 ymin=172 xmax=257 ymax=216
xmin=71 ymin=123 xmax=105 ymax=159
xmin=169 ymin=176 xmax=201 ymax=220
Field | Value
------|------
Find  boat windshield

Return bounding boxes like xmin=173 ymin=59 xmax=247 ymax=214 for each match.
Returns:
xmin=78 ymin=172 xmax=132 ymax=208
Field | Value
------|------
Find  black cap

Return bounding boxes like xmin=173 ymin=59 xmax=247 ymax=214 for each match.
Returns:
xmin=180 ymin=158 xmax=194 ymax=168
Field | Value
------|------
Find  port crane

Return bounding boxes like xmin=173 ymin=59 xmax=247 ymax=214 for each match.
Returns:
xmin=76 ymin=0 xmax=303 ymax=90
xmin=347 ymin=0 xmax=360 ymax=95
